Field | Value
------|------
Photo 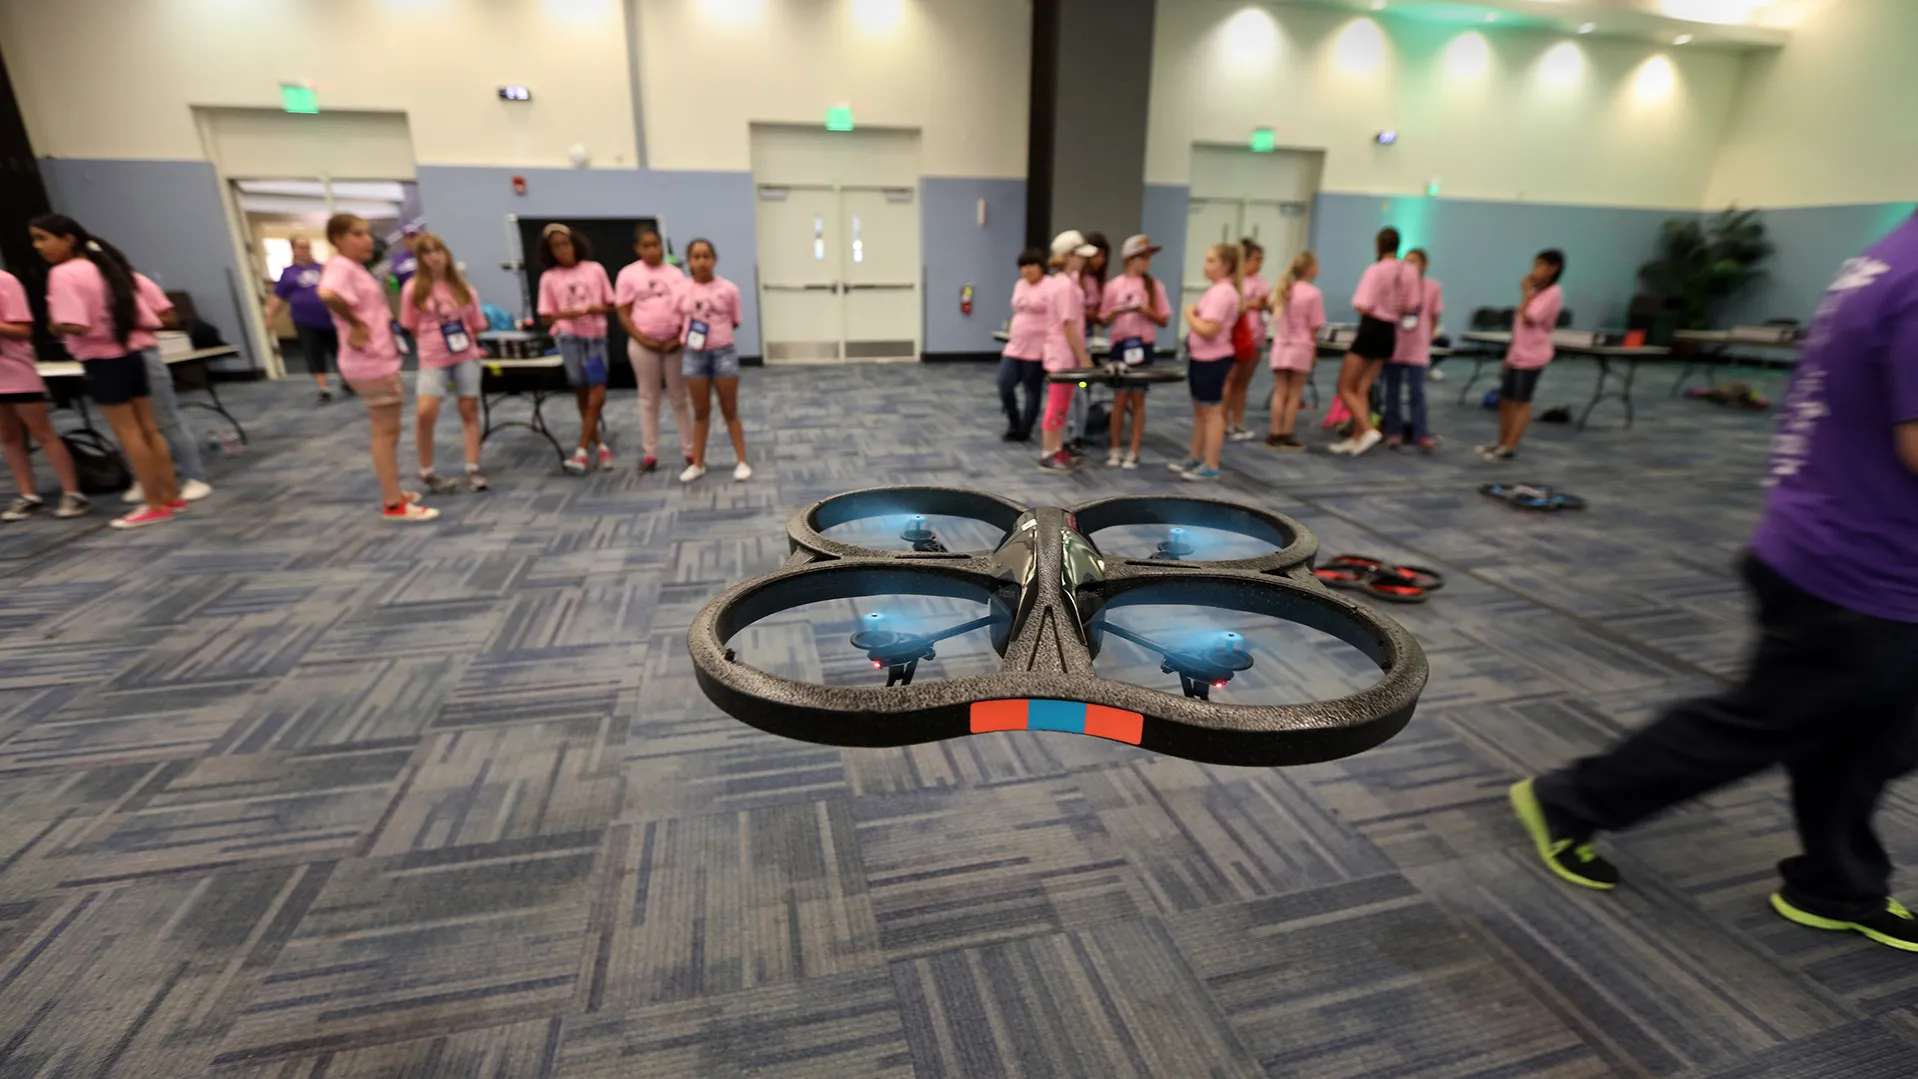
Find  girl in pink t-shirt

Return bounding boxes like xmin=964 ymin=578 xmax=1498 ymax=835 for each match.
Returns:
xmin=1382 ymin=248 xmax=1444 ymax=452
xmin=1335 ymin=227 xmax=1419 ymax=457
xmin=1038 ymin=231 xmax=1096 ymax=473
xmin=1224 ymin=238 xmax=1271 ymax=443
xmin=676 ymin=239 xmax=751 ymax=484
xmin=536 ymin=224 xmax=617 ymax=475
xmin=1175 ymin=243 xmax=1244 ymax=482
xmin=319 ymin=212 xmax=437 ymax=523
xmin=999 ymin=248 xmax=1051 ymax=441
xmin=31 ymin=213 xmax=177 ymax=529
xmin=398 ymin=233 xmax=488 ymax=493
xmin=616 ymin=227 xmax=694 ymax=474
xmin=1265 ymin=251 xmax=1325 ymax=451
xmin=1080 ymin=233 xmax=1110 ymax=334
xmin=1485 ymin=249 xmax=1567 ymax=461
xmin=0 ymin=267 xmax=85 ymax=522
xmin=1099 ymin=235 xmax=1170 ymax=469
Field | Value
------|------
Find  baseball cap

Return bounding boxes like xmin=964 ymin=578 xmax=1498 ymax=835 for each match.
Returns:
xmin=1050 ymin=230 xmax=1098 ymax=259
xmin=1121 ymin=234 xmax=1161 ymax=259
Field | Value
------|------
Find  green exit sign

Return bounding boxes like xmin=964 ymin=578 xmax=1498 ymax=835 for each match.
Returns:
xmin=280 ymin=83 xmax=318 ymax=115
xmin=1250 ymin=127 xmax=1276 ymax=153
xmin=825 ymin=106 xmax=855 ymax=132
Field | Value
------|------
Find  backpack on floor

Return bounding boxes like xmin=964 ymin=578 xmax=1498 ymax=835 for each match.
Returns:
xmin=61 ymin=432 xmax=131 ymax=495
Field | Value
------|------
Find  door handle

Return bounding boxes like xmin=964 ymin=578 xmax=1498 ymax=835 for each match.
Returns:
xmin=765 ymin=283 xmax=840 ymax=292
xmin=843 ymin=283 xmax=913 ymax=291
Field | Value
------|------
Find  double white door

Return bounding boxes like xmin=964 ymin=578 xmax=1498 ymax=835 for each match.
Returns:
xmin=1181 ymin=197 xmax=1311 ymax=315
xmin=757 ymin=183 xmax=920 ymax=363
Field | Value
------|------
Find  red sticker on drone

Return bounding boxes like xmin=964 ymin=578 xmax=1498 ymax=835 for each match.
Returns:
xmin=968 ymin=700 xmax=1143 ymax=745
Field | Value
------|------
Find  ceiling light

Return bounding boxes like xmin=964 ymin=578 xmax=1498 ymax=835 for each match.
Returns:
xmin=1577 ymin=22 xmax=1596 ymax=33
xmin=1673 ymin=33 xmax=1694 ymax=43
xmin=1370 ymin=0 xmax=1386 ymax=9
xmin=1483 ymin=12 xmax=1498 ymax=21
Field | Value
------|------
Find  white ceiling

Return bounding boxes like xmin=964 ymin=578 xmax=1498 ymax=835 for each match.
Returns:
xmin=1274 ymin=0 xmax=1818 ymax=48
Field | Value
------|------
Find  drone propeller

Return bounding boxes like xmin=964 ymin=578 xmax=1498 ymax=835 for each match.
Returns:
xmin=1148 ymin=526 xmax=1197 ymax=561
xmin=898 ymin=514 xmax=947 ymax=553
xmin=850 ymin=610 xmax=1001 ymax=687
xmin=1102 ymin=625 xmax=1254 ymax=701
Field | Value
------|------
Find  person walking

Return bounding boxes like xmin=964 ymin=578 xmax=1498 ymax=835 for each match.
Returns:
xmin=265 ymin=236 xmax=341 ymax=401
xmin=1511 ymin=214 xmax=1918 ymax=951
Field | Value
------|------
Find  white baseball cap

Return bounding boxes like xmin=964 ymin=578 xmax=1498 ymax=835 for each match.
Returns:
xmin=1121 ymin=234 xmax=1161 ymax=260
xmin=1050 ymin=230 xmax=1098 ymax=259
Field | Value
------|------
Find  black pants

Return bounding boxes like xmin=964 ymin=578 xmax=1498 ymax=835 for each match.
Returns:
xmin=295 ymin=323 xmax=338 ymax=377
xmin=997 ymin=356 xmax=1045 ymax=436
xmin=1538 ymin=555 xmax=1918 ymax=918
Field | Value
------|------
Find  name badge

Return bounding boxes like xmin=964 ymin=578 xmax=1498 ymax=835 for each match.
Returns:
xmin=1399 ymin=312 xmax=1421 ymax=332
xmin=687 ymin=319 xmax=710 ymax=351
xmin=440 ymin=317 xmax=471 ymax=354
xmin=1119 ymin=337 xmax=1147 ymax=366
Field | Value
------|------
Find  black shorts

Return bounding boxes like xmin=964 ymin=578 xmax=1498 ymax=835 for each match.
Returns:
xmin=82 ymin=353 xmax=150 ymax=406
xmin=296 ymin=323 xmax=340 ymax=375
xmin=1114 ymin=344 xmax=1154 ymax=395
xmin=1188 ymin=358 xmax=1233 ymax=405
xmin=1350 ymin=316 xmax=1397 ymax=361
xmin=0 ymin=392 xmax=45 ymax=405
xmin=1501 ymin=365 xmax=1544 ymax=404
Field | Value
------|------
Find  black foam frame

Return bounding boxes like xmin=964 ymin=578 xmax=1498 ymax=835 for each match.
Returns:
xmin=687 ymin=486 xmax=1429 ymax=767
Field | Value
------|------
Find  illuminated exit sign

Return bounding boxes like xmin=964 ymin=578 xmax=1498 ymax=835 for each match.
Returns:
xmin=826 ymin=105 xmax=855 ymax=132
xmin=1250 ymin=127 xmax=1276 ymax=153
xmin=280 ymin=83 xmax=318 ymax=115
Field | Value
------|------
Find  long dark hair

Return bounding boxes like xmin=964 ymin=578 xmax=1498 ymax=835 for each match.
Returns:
xmin=1083 ymin=231 xmax=1111 ymax=294
xmin=31 ymin=213 xmax=137 ymax=346
xmin=1537 ymin=248 xmax=1566 ymax=286
xmin=538 ymin=224 xmax=594 ymax=269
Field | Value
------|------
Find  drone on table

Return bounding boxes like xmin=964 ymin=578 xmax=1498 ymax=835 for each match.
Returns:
xmin=1047 ymin=360 xmax=1187 ymax=390
xmin=687 ymin=487 xmax=1428 ymax=767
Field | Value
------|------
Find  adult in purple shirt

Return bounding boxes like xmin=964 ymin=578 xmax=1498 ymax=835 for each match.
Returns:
xmin=1512 ymin=212 xmax=1918 ymax=953
xmin=264 ymin=236 xmax=341 ymax=402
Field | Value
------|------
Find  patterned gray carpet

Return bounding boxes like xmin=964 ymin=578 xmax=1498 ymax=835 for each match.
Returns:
xmin=2 ymin=355 xmax=1916 ymax=1077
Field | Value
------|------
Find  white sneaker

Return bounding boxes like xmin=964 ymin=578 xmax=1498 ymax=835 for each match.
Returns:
xmin=1228 ymin=428 xmax=1257 ymax=442
xmin=1327 ymin=439 xmax=1356 ymax=456
xmin=122 ymin=482 xmax=144 ymax=505
xmin=733 ymin=461 xmax=753 ymax=482
xmin=1105 ymin=449 xmax=1123 ymax=467
xmin=1121 ymin=452 xmax=1139 ymax=470
xmin=679 ymin=463 xmax=707 ymax=483
xmin=1350 ymin=429 xmax=1384 ymax=456
xmin=180 ymin=479 xmax=213 ymax=502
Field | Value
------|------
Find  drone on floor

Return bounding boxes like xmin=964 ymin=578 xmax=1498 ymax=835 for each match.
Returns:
xmin=687 ymin=487 xmax=1429 ymax=767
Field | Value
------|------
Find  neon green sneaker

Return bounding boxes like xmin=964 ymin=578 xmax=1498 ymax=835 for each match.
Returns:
xmin=1509 ymin=778 xmax=1619 ymax=891
xmin=1771 ymin=893 xmax=1918 ymax=952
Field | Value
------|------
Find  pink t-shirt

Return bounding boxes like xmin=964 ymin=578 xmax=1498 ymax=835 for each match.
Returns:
xmin=1082 ymin=274 xmax=1104 ymax=321
xmin=397 ymin=280 xmax=486 ymax=369
xmin=45 ymin=259 xmax=161 ymax=361
xmin=1240 ymin=274 xmax=1271 ymax=345
xmin=1004 ymin=277 xmax=1050 ymax=361
xmin=1102 ymin=274 xmax=1168 ymax=347
xmin=537 ymin=261 xmax=614 ymax=339
xmin=678 ymin=276 xmax=742 ymax=350
xmin=1507 ymin=283 xmax=1564 ymax=370
xmin=129 ymin=273 xmax=171 ymax=352
xmin=1391 ymin=278 xmax=1445 ymax=367
xmin=0 ymin=270 xmax=43 ymax=395
xmin=1041 ymin=272 xmax=1087 ymax=373
xmin=1187 ymin=279 xmax=1241 ymax=361
xmin=615 ymin=260 xmax=687 ymax=343
xmin=1351 ymin=258 xmax=1421 ymax=323
xmin=1269 ymin=280 xmax=1326 ymax=373
xmin=318 ymin=255 xmax=401 ymax=380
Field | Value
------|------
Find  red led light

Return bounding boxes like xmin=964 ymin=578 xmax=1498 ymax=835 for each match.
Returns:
xmin=873 ymin=660 xmax=885 ymax=669
xmin=1213 ymin=681 xmax=1227 ymax=688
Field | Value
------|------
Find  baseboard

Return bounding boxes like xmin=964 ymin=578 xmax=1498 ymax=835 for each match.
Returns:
xmin=921 ymin=351 xmax=1000 ymax=363
xmin=740 ymin=354 xmax=764 ymax=368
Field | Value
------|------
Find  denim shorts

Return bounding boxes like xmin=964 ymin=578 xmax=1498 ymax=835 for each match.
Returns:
xmin=682 ymin=345 xmax=741 ymax=380
xmin=557 ymin=335 xmax=609 ymax=388
xmin=417 ymin=359 xmax=482 ymax=399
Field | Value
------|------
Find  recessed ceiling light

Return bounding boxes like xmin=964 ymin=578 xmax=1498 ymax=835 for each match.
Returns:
xmin=1483 ymin=11 xmax=1497 ymax=21
xmin=1673 ymin=33 xmax=1693 ymax=43
xmin=1370 ymin=0 xmax=1386 ymax=9
xmin=1577 ymin=22 xmax=1596 ymax=33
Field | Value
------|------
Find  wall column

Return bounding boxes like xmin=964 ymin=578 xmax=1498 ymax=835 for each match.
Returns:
xmin=1025 ymin=0 xmax=1156 ymax=249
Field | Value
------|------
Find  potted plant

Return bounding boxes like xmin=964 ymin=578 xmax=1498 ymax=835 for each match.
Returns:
xmin=1637 ymin=208 xmax=1773 ymax=330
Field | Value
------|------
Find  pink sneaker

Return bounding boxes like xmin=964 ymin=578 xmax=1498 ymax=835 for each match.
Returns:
xmin=596 ymin=444 xmax=615 ymax=471
xmin=168 ymin=499 xmax=189 ymax=511
xmin=110 ymin=506 xmax=173 ymax=530
xmin=1417 ymin=436 xmax=1440 ymax=453
xmin=1385 ymin=435 xmax=1403 ymax=451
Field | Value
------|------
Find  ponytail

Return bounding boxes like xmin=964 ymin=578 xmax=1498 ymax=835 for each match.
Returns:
xmin=1273 ymin=250 xmax=1316 ymax=315
xmin=1210 ymin=242 xmax=1244 ymax=295
xmin=31 ymin=213 xmax=137 ymax=346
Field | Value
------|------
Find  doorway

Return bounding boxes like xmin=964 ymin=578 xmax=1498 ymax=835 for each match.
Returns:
xmin=750 ymin=125 xmax=922 ymax=364
xmin=514 ymin=216 xmax=658 ymax=390
xmin=1182 ymin=146 xmax=1323 ymax=315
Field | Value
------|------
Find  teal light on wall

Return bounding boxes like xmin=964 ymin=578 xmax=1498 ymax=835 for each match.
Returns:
xmin=279 ymin=84 xmax=318 ymax=115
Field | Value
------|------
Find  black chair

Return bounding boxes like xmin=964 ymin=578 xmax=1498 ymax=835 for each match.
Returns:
xmin=1556 ymin=309 xmax=1574 ymax=328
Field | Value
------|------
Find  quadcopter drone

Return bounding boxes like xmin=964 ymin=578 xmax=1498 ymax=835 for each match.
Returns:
xmin=687 ymin=487 xmax=1429 ymax=767
xmin=1048 ymin=360 xmax=1187 ymax=389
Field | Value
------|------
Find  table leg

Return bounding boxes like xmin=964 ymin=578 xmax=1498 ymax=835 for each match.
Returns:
xmin=1622 ymin=358 xmax=1639 ymax=429
xmin=1577 ymin=355 xmax=1613 ymax=430
xmin=1457 ymin=356 xmax=1488 ymax=406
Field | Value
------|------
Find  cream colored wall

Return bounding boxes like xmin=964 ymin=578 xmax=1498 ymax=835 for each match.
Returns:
xmin=1707 ymin=0 xmax=1918 ymax=207
xmin=1147 ymin=1 xmax=1746 ymax=209
xmin=636 ymin=0 xmax=1029 ymax=177
xmin=0 ymin=0 xmax=638 ymax=168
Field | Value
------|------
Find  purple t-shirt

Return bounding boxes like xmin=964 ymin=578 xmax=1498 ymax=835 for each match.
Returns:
xmin=1751 ymin=215 xmax=1918 ymax=621
xmin=273 ymin=262 xmax=333 ymax=329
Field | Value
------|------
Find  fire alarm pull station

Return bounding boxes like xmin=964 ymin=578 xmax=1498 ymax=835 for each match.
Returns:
xmin=511 ymin=176 xmax=527 ymax=196
xmin=960 ymin=284 xmax=974 ymax=316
